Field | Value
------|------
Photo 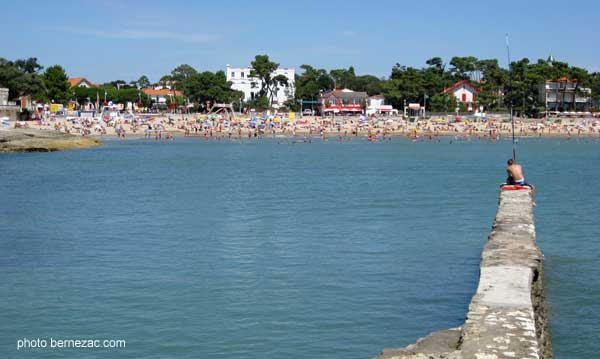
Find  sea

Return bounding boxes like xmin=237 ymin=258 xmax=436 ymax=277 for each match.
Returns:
xmin=1 ymin=136 xmax=598 ymax=359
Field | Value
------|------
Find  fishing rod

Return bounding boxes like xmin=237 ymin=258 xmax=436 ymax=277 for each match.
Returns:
xmin=506 ymin=34 xmax=516 ymax=161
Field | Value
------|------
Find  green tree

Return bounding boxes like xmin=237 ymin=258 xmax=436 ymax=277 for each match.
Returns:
xmin=425 ymin=57 xmax=445 ymax=74
xmin=73 ymin=87 xmax=98 ymax=105
xmin=42 ymin=65 xmax=71 ymax=103
xmin=330 ymin=66 xmax=356 ymax=89
xmin=0 ymin=57 xmax=45 ymax=100
xmin=171 ymin=64 xmax=198 ymax=90
xmin=14 ymin=58 xmax=44 ymax=74
xmin=429 ymin=93 xmax=455 ymax=113
xmin=249 ymin=54 xmax=281 ymax=105
xmin=295 ymin=64 xmax=334 ymax=101
xmin=352 ymin=75 xmax=383 ymax=95
xmin=184 ymin=70 xmax=241 ymax=111
xmin=283 ymin=98 xmax=300 ymax=111
xmin=382 ymin=64 xmax=426 ymax=109
xmin=136 ymin=75 xmax=150 ymax=89
xmin=103 ymin=79 xmax=133 ymax=89
xmin=115 ymin=88 xmax=146 ymax=103
xmin=73 ymin=87 xmax=150 ymax=108
xmin=477 ymin=59 xmax=508 ymax=111
xmin=590 ymin=72 xmax=600 ymax=110
xmin=449 ymin=56 xmax=478 ymax=80
xmin=253 ymin=96 xmax=270 ymax=109
xmin=159 ymin=75 xmax=173 ymax=87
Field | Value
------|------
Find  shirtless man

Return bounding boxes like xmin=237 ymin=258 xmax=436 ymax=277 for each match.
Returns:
xmin=506 ymin=159 xmax=536 ymax=204
xmin=506 ymin=159 xmax=526 ymax=185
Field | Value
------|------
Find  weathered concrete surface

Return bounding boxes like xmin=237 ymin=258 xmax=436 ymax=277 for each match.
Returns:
xmin=0 ymin=128 xmax=100 ymax=152
xmin=377 ymin=328 xmax=462 ymax=359
xmin=374 ymin=189 xmax=552 ymax=359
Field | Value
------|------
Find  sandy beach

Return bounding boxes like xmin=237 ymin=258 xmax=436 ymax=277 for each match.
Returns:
xmin=7 ymin=113 xmax=600 ymax=143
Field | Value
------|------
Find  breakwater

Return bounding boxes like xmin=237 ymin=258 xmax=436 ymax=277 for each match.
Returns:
xmin=375 ymin=189 xmax=552 ymax=359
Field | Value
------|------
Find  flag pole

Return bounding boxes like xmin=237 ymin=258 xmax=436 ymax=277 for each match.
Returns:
xmin=506 ymin=33 xmax=516 ymax=162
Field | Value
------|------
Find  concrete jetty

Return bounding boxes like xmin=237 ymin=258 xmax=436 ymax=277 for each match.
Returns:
xmin=375 ymin=189 xmax=552 ymax=359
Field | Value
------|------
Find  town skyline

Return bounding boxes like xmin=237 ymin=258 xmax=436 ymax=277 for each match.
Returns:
xmin=2 ymin=0 xmax=599 ymax=83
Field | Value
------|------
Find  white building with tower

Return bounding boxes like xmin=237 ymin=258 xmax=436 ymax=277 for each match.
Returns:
xmin=226 ymin=64 xmax=295 ymax=107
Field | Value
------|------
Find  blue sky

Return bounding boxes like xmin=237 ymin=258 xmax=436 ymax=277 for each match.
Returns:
xmin=2 ymin=0 xmax=599 ymax=83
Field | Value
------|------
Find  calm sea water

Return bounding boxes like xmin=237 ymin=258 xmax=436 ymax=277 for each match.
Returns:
xmin=1 ymin=136 xmax=598 ymax=359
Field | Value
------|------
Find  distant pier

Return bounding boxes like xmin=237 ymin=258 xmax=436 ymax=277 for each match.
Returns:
xmin=375 ymin=189 xmax=552 ymax=359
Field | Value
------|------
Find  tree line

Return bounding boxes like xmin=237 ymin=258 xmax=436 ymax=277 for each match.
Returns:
xmin=2 ymin=55 xmax=600 ymax=115
xmin=0 ymin=58 xmax=154 ymax=107
xmin=294 ymin=56 xmax=600 ymax=115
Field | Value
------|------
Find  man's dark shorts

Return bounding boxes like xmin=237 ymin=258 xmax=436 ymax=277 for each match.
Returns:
xmin=507 ymin=179 xmax=533 ymax=188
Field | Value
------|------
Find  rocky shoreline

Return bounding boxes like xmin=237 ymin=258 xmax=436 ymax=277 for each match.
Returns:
xmin=0 ymin=129 xmax=100 ymax=153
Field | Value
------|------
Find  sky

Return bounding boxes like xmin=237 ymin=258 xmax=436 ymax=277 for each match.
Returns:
xmin=2 ymin=0 xmax=599 ymax=83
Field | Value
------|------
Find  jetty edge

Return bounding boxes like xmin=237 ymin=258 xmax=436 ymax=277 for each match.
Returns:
xmin=375 ymin=188 xmax=552 ymax=359
xmin=0 ymin=129 xmax=100 ymax=153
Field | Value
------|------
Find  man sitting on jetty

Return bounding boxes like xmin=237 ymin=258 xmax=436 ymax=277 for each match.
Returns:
xmin=506 ymin=158 xmax=536 ymax=205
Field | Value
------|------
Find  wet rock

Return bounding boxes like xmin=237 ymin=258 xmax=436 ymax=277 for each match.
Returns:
xmin=0 ymin=129 xmax=100 ymax=152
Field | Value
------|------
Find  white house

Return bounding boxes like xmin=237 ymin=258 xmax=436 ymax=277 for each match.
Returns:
xmin=143 ymin=89 xmax=182 ymax=104
xmin=226 ymin=64 xmax=295 ymax=106
xmin=443 ymin=80 xmax=480 ymax=112
xmin=366 ymin=95 xmax=397 ymax=115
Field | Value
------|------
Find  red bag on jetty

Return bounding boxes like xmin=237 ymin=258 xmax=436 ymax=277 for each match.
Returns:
xmin=500 ymin=185 xmax=530 ymax=191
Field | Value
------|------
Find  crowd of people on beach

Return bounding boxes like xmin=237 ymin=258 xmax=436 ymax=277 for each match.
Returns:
xmin=13 ymin=111 xmax=600 ymax=142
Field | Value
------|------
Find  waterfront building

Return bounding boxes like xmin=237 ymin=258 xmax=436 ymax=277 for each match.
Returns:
xmin=443 ymin=80 xmax=480 ymax=112
xmin=366 ymin=95 xmax=398 ymax=115
xmin=320 ymin=89 xmax=368 ymax=114
xmin=0 ymin=88 xmax=8 ymax=106
xmin=143 ymin=89 xmax=183 ymax=105
xmin=225 ymin=65 xmax=295 ymax=106
xmin=0 ymin=88 xmax=32 ymax=112
xmin=68 ymin=77 xmax=98 ymax=88
xmin=538 ymin=77 xmax=592 ymax=112
xmin=0 ymin=87 xmax=22 ymax=121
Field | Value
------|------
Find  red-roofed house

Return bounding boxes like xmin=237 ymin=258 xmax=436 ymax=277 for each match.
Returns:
xmin=443 ymin=80 xmax=480 ymax=112
xmin=143 ymin=89 xmax=183 ymax=104
xmin=68 ymin=77 xmax=98 ymax=88
xmin=319 ymin=89 xmax=368 ymax=114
